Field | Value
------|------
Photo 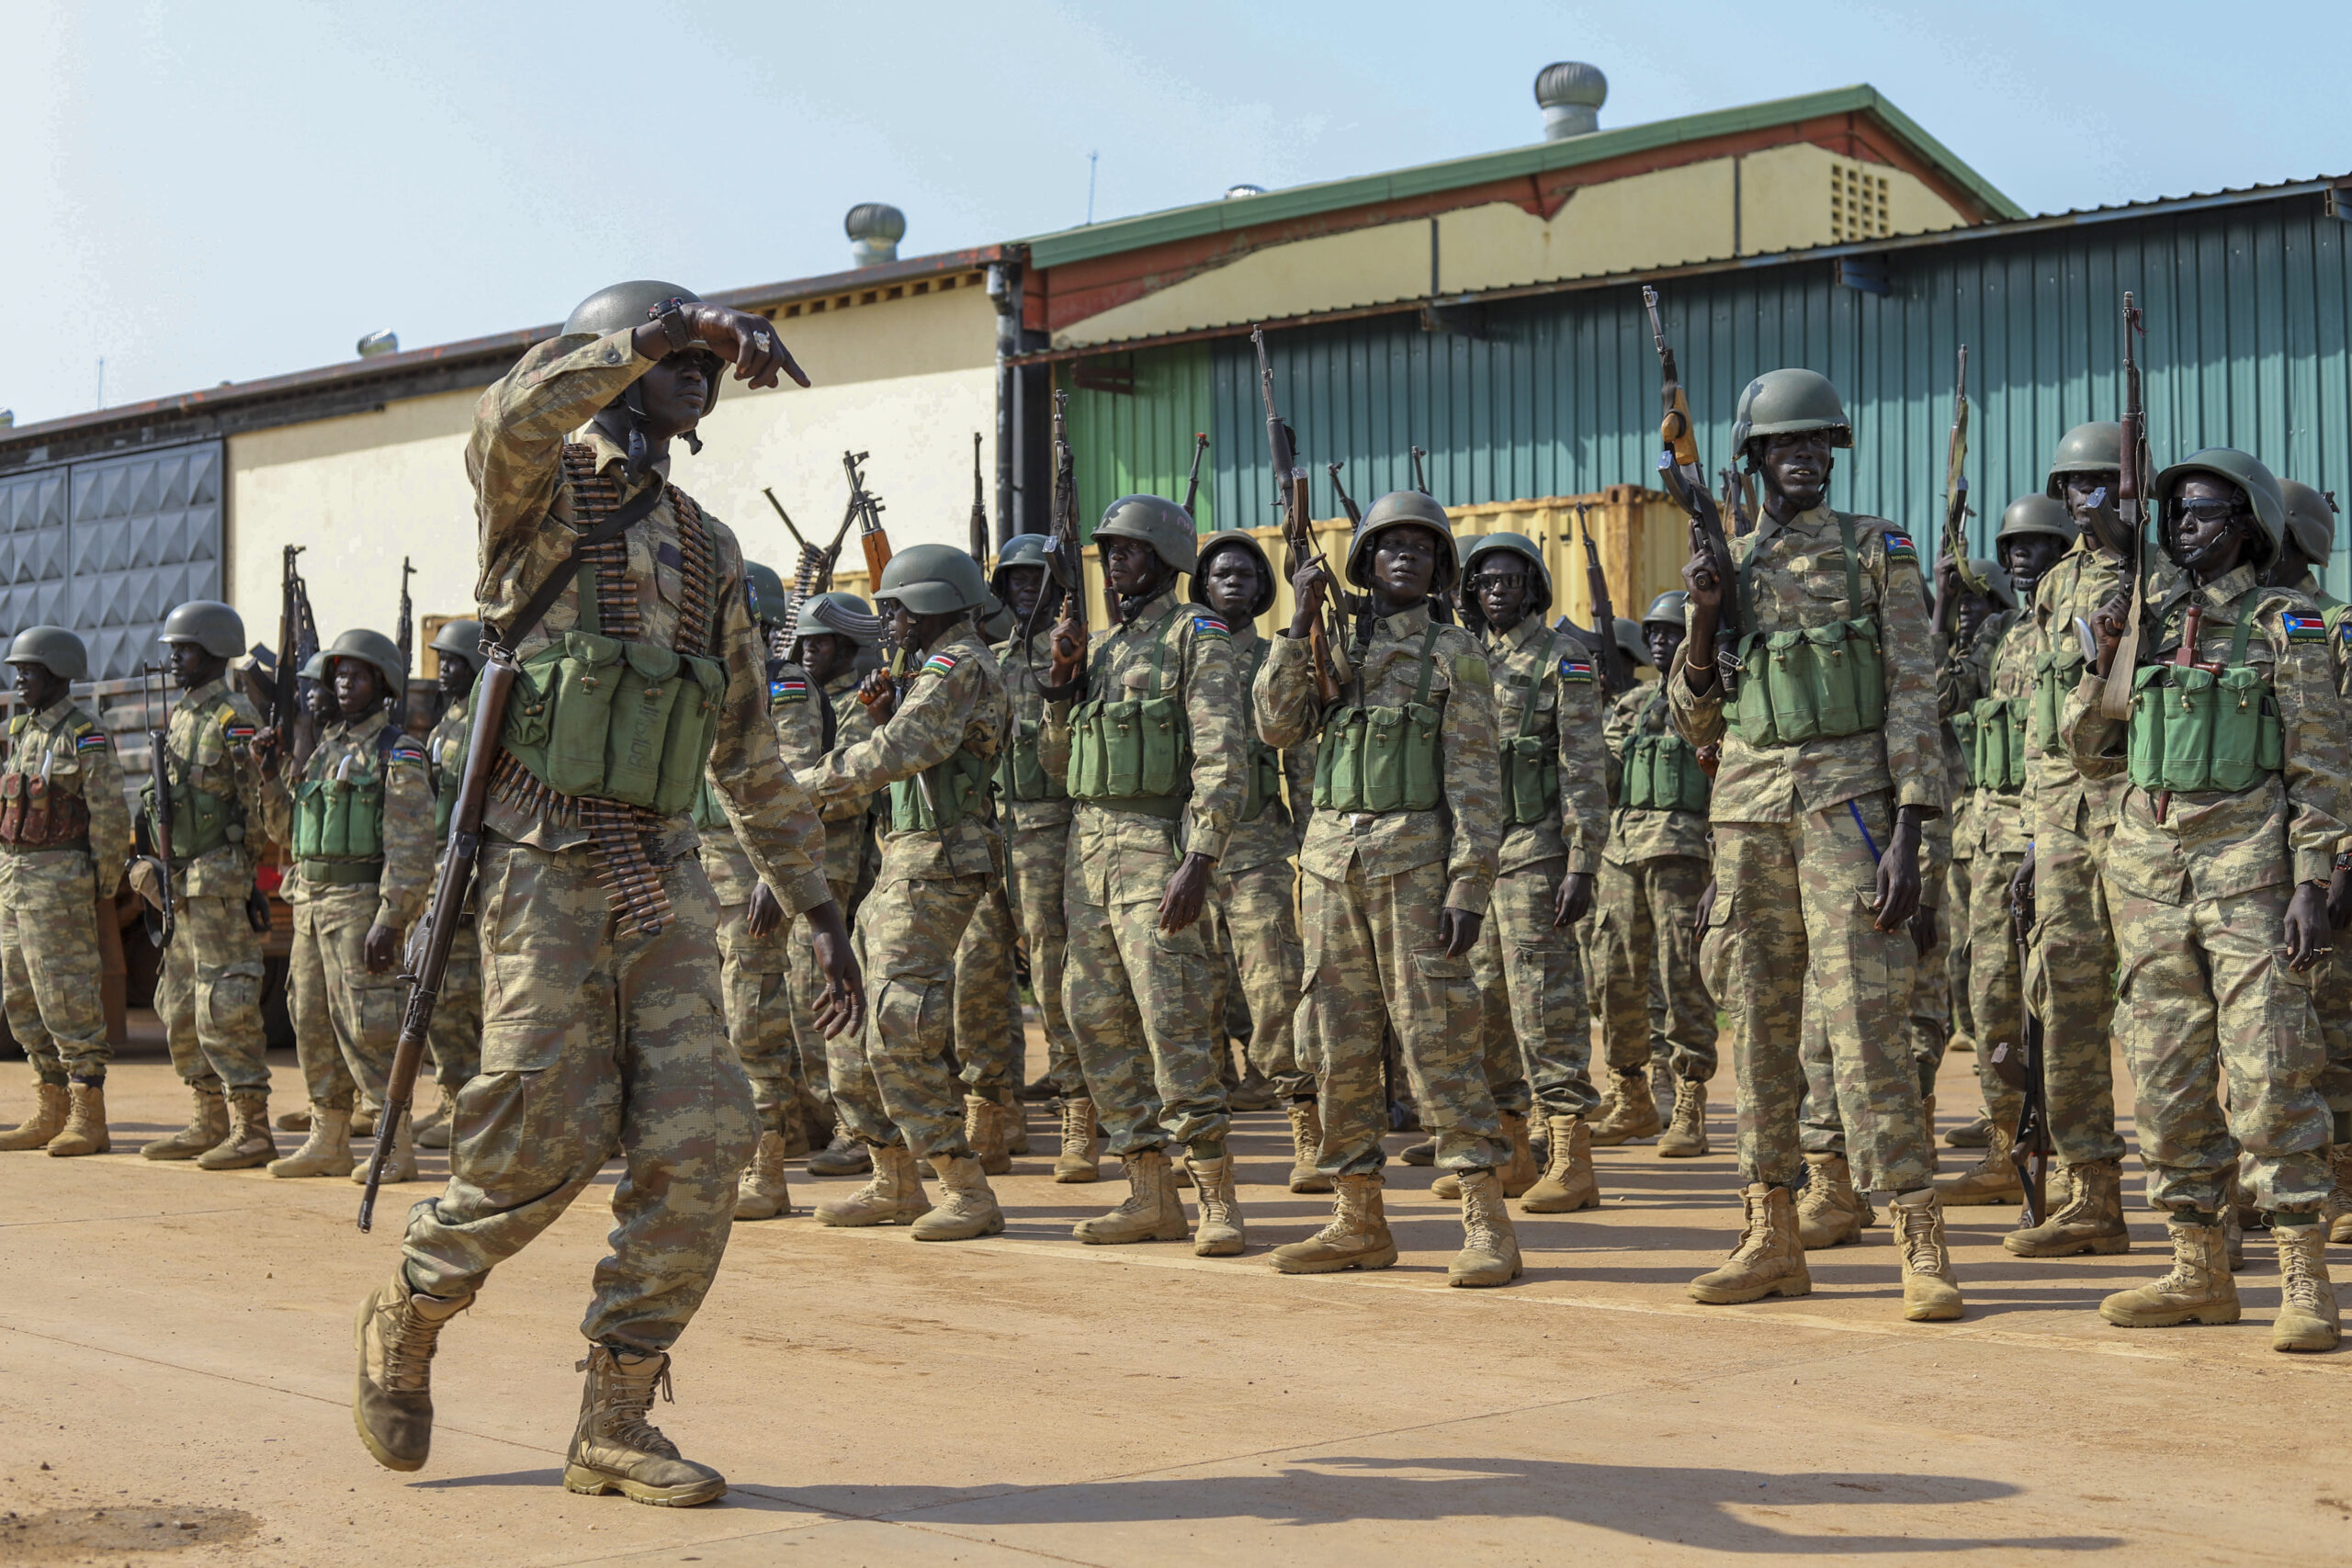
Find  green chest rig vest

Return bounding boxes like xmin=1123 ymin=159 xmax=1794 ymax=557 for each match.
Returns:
xmin=2126 ymin=595 xmax=2286 ymax=796
xmin=1728 ymin=513 xmax=1886 ymax=749
xmin=0 ymin=712 xmax=96 ymax=851
xmin=292 ymin=724 xmax=402 ymax=885
xmin=1314 ymin=623 xmax=1443 ymax=815
xmin=1621 ymin=688 xmax=1711 ymax=814
xmin=1499 ymin=629 xmax=1564 ymax=828
xmin=144 ymin=696 xmax=247 ymax=864
xmin=997 ymin=649 xmax=1069 ymax=806
xmin=1069 ymin=623 xmax=1194 ymax=821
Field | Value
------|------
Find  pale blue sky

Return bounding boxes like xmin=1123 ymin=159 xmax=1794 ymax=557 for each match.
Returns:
xmin=7 ymin=0 xmax=2346 ymax=426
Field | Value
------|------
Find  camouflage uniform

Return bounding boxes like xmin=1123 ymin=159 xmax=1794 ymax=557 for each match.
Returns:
xmin=1593 ymin=681 xmax=1716 ymax=1083
xmin=1471 ymin=616 xmax=1610 ymax=1119
xmin=2062 ymin=566 xmax=2351 ymax=1215
xmin=1042 ymin=589 xmax=1244 ymax=1157
xmin=1256 ymin=604 xmax=1505 ymax=1175
xmin=1958 ymin=610 xmax=2033 ymax=1132
xmin=786 ymin=670 xmax=876 ymax=1126
xmin=0 ymin=698 xmax=130 ymax=1084
xmin=949 ymin=869 xmax=1023 ymax=1103
xmin=399 ymin=331 xmax=831 ymax=1352
xmin=423 ymin=694 xmax=481 ymax=1089
xmin=1669 ymin=505 xmax=1943 ymax=1194
xmin=988 ymin=632 xmax=1079 ymax=1095
xmin=260 ymin=710 xmax=435 ymax=1115
xmin=798 ymin=628 xmax=1007 ymax=1158
xmin=150 ymin=676 xmax=274 ymax=1098
xmin=2284 ymin=570 xmax=2352 ymax=1123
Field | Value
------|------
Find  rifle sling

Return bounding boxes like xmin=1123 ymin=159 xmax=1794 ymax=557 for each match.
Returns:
xmin=493 ymin=480 xmax=666 ymax=648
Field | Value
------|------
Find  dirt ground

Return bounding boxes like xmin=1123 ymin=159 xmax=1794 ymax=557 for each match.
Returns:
xmin=0 ymin=1021 xmax=2344 ymax=1568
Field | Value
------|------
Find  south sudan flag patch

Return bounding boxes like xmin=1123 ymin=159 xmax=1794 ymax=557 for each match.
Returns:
xmin=75 ymin=732 xmax=109 ymax=752
xmin=1192 ymin=615 xmax=1230 ymax=641
xmin=223 ymin=722 xmax=256 ymax=742
xmin=2284 ymin=613 xmax=2326 ymax=643
xmin=921 ymin=652 xmax=961 ymax=678
xmin=1558 ymin=657 xmax=1594 ymax=683
xmin=769 ymin=676 xmax=808 ymax=705
xmin=1883 ymin=532 xmax=1919 ymax=567
xmin=390 ymin=737 xmax=427 ymax=764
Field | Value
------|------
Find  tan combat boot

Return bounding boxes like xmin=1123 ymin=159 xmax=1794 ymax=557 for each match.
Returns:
xmin=806 ymin=1130 xmax=871 ymax=1178
xmin=732 ymin=1130 xmax=792 ymax=1220
xmin=1890 ymin=1189 xmax=1964 ymax=1321
xmin=1229 ymin=1062 xmax=1277 ymax=1113
xmin=2271 ymin=1221 xmax=2341 ymax=1353
xmin=353 ymin=1268 xmax=470 ymax=1472
xmin=1449 ymin=1168 xmax=1523 ymax=1287
xmin=2101 ymin=1216 xmax=2240 ymax=1327
xmin=814 ymin=1144 xmax=930 ymax=1227
xmin=198 ymin=1091 xmax=277 ymax=1170
xmin=268 ymin=1106 xmax=353 ymax=1178
xmin=1498 ymin=1111 xmax=1539 ymax=1197
xmin=141 ymin=1085 xmax=227 ymax=1160
xmin=1001 ymin=1092 xmax=1030 ymax=1156
xmin=1520 ymin=1114 xmax=1599 ymax=1213
xmin=964 ymin=1093 xmax=1011 ymax=1176
xmin=1270 ymin=1171 xmax=1397 ymax=1274
xmin=911 ymin=1155 xmax=1004 ymax=1241
xmin=1053 ymin=1097 xmax=1100 ymax=1183
xmin=2005 ymin=1156 xmax=2130 ymax=1257
xmin=1399 ymin=1136 xmax=1437 ymax=1167
xmin=1187 ymin=1152 xmax=1247 ymax=1257
xmin=353 ymin=1107 xmax=379 ymax=1139
xmin=276 ymin=1106 xmax=312 ymax=1133
xmin=1284 ymin=1098 xmax=1331 ymax=1193
xmin=1945 ymin=1112 xmax=1993 ymax=1148
xmin=1688 ymin=1183 xmax=1811 ymax=1303
xmin=1938 ymin=1119 xmax=2021 ymax=1206
xmin=1794 ymin=1152 xmax=1872 ymax=1249
xmin=1074 ymin=1147 xmax=1188 ymax=1245
xmin=563 ymin=1347 xmax=727 ymax=1506
xmin=1657 ymin=1078 xmax=1710 ymax=1158
xmin=45 ymin=1082 xmax=109 ymax=1157
xmin=2323 ymin=1146 xmax=2352 ymax=1246
xmin=1587 ymin=1068 xmax=1662 ymax=1145
xmin=414 ymin=1085 xmax=458 ymax=1151
xmin=0 ymin=1083 xmax=69 ymax=1151
xmin=350 ymin=1109 xmax=416 ymax=1184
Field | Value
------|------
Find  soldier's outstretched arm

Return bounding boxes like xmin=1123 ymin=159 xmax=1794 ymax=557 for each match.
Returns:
xmin=1254 ymin=633 xmax=1319 ymax=750
xmin=800 ymin=653 xmax=977 ymax=803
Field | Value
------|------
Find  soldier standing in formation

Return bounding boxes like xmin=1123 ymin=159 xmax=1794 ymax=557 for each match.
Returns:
xmin=0 ymin=627 xmax=129 ymax=1157
xmin=353 ymin=282 xmax=858 ymax=1506
xmin=1589 ymin=590 xmax=1717 ymax=1157
xmin=1259 ymin=491 xmax=1520 ymax=1285
xmin=415 ymin=617 xmax=486 ymax=1151
xmin=1455 ymin=531 xmax=1608 ymax=1212
xmin=1671 ymin=369 xmax=1962 ymax=1320
xmin=140 ymin=600 xmax=280 ymax=1171
xmin=2069 ymin=449 xmax=2346 ymax=1351
xmin=264 ymin=629 xmax=434 ymax=1183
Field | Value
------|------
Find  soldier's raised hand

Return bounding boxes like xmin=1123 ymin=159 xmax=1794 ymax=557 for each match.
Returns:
xmin=677 ymin=303 xmax=809 ymax=391
xmin=1286 ymin=560 xmax=1329 ymax=641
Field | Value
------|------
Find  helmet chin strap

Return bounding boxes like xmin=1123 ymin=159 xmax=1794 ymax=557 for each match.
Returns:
xmin=617 ymin=386 xmax=703 ymax=483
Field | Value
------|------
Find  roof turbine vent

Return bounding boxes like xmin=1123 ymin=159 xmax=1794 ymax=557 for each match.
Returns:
xmin=1535 ymin=62 xmax=1607 ymax=140
xmin=846 ymin=203 xmax=907 ymax=267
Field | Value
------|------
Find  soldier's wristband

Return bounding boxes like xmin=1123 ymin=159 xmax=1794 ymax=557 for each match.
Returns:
xmin=653 ymin=299 xmax=695 ymax=354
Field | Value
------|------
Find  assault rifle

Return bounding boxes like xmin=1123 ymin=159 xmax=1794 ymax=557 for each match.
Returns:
xmin=2099 ymin=292 xmax=2153 ymax=720
xmin=1251 ymin=326 xmax=1347 ymax=703
xmin=1180 ymin=433 xmax=1210 ymax=519
xmin=1718 ymin=466 xmax=1756 ymax=536
xmin=1940 ymin=347 xmax=1984 ymax=637
xmin=392 ymin=556 xmax=415 ymax=727
xmin=1641 ymin=286 xmax=1742 ymax=696
xmin=807 ymin=459 xmax=889 ymax=647
xmin=1328 ymin=461 xmax=1363 ymax=526
xmin=1575 ymin=502 xmax=1627 ymax=693
xmin=1992 ymin=874 xmax=2052 ymax=1227
xmin=273 ymin=544 xmax=319 ymax=758
xmin=139 ymin=660 xmax=175 ymax=951
xmin=969 ymin=432 xmax=990 ymax=561
xmin=1409 ymin=446 xmax=1432 ymax=497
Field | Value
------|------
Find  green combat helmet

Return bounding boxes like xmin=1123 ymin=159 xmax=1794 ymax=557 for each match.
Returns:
xmin=1095 ymin=494 xmax=1199 ymax=575
xmin=299 ymin=650 xmax=330 ymax=682
xmin=563 ymin=280 xmax=721 ymax=465
xmin=1995 ymin=494 xmax=2078 ymax=549
xmin=2153 ymin=448 xmax=2286 ymax=567
xmin=1349 ymin=490 xmax=1459 ymax=592
xmin=429 ymin=618 xmax=484 ymax=670
xmin=2044 ymin=422 xmax=2124 ymax=499
xmin=1461 ymin=531 xmax=1554 ymax=612
xmin=159 ymin=601 xmax=247 ymax=660
xmin=874 ymin=545 xmax=989 ymax=615
xmin=1189 ymin=529 xmax=1278 ymax=617
xmin=1731 ymin=368 xmax=1852 ymax=462
xmin=1642 ymin=589 xmax=1690 ymax=630
xmin=978 ymin=590 xmax=1016 ymax=644
xmin=743 ymin=561 xmax=790 ymax=626
xmin=793 ymin=591 xmax=879 ymax=647
xmin=1613 ymin=615 xmax=1650 ymax=670
xmin=2279 ymin=479 xmax=2339 ymax=571
xmin=322 ymin=628 xmax=409 ymax=694
xmin=4 ymin=626 xmax=89 ymax=682
xmin=1967 ymin=558 xmax=2017 ymax=613
xmin=991 ymin=533 xmax=1052 ymax=589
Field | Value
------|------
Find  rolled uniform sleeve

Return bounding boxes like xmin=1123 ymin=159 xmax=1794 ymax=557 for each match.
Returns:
xmin=1666 ymin=643 xmax=1727 ymax=750
xmin=1254 ymin=633 xmax=1319 ymax=750
xmin=1439 ymin=636 xmax=1502 ymax=911
xmin=1178 ymin=617 xmax=1244 ymax=863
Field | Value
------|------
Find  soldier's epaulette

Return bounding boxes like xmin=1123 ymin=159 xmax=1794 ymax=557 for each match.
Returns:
xmin=73 ymin=718 xmax=107 ymax=753
xmin=6 ymin=716 xmax=24 ymax=738
xmin=920 ymin=651 xmax=960 ymax=678
xmin=769 ymin=674 xmax=809 ymax=705
xmin=1557 ymin=654 xmax=1595 ymax=684
xmin=2282 ymin=612 xmax=2328 ymax=644
xmin=1190 ymin=614 xmax=1230 ymax=643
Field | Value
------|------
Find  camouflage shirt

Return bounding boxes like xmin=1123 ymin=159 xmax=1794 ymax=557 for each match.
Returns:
xmin=4 ymin=696 xmax=131 ymax=892
xmin=991 ymin=629 xmax=1075 ymax=835
xmin=2025 ymin=537 xmax=2132 ymax=839
xmin=1667 ymin=505 xmax=1942 ymax=824
xmin=813 ymin=671 xmax=876 ymax=887
xmin=1601 ymin=682 xmax=1712 ymax=865
xmin=1484 ymin=615 xmax=1609 ymax=877
xmin=155 ymin=676 xmax=271 ymax=897
xmin=1257 ymin=602 xmax=1501 ymax=912
xmin=2062 ymin=563 xmax=2352 ymax=900
xmin=702 ymin=660 xmax=824 ymax=906
xmin=1220 ymin=623 xmax=1316 ymax=876
xmin=464 ymin=330 xmax=828 ymax=915
xmin=262 ymin=709 xmax=435 ymax=931
xmin=798 ymin=626 xmax=1007 ymax=883
xmin=425 ymin=694 xmax=470 ymax=848
xmin=1959 ymin=609 xmax=2034 ymax=859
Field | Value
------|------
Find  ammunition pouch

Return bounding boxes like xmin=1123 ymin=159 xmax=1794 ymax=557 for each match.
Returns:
xmin=2125 ymin=601 xmax=2283 ymax=796
xmin=1500 ymin=631 xmax=1562 ymax=828
xmin=143 ymin=773 xmax=237 ymax=863
xmin=292 ymin=772 xmax=384 ymax=863
xmin=2030 ymin=648 xmax=2086 ymax=754
xmin=995 ymin=718 xmax=1064 ymax=803
xmin=690 ymin=774 xmax=729 ymax=832
xmin=1069 ymin=632 xmax=1192 ymax=812
xmin=1726 ymin=513 xmax=1885 ymax=749
xmin=498 ymin=632 xmax=727 ymax=818
xmin=1948 ymin=706 xmax=1979 ymax=788
xmin=1620 ymin=707 xmax=1711 ymax=815
xmin=891 ymin=747 xmax=994 ymax=833
xmin=1314 ymin=623 xmax=1444 ymax=815
xmin=0 ymin=772 xmax=91 ymax=850
xmin=1968 ymin=694 xmax=2029 ymax=793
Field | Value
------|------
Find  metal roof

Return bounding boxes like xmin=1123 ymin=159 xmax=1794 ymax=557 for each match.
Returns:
xmin=1020 ymin=85 xmax=2026 ymax=270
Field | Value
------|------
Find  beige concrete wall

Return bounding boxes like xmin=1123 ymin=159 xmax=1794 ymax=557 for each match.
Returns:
xmin=223 ymin=286 xmax=1001 ymax=654
xmin=1435 ymin=161 xmax=1736 ymax=295
xmin=1737 ymin=142 xmax=1968 ymax=256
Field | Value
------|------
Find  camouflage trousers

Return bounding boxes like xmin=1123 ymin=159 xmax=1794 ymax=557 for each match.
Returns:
xmin=1206 ymin=859 xmax=1308 ymax=1100
xmin=1908 ymin=862 xmax=1953 ymax=1091
xmin=1061 ymin=822 xmax=1227 ymax=1158
xmin=785 ymin=876 xmax=859 ymax=1130
xmin=401 ymin=839 xmax=754 ymax=1352
xmin=1472 ymin=860 xmax=1599 ymax=1120
xmin=2317 ymin=959 xmax=2352 ymax=1117
xmin=2111 ymin=880 xmax=2331 ymax=1215
xmin=716 ymin=900 xmax=801 ymax=1139
xmin=1944 ymin=852 xmax=1979 ymax=1058
xmin=1704 ymin=794 xmax=1929 ymax=1193
xmin=829 ymin=873 xmax=986 ymax=1159
xmin=155 ymin=879 xmax=269 ymax=1096
xmin=950 ymin=880 xmax=1023 ymax=1100
xmin=2022 ymin=812 xmax=2127 ymax=1167
xmin=0 ymin=848 xmax=108 ymax=1084
xmin=1299 ymin=857 xmax=1504 ymax=1177
xmin=427 ymin=918 xmax=481 ymax=1089
xmin=1004 ymin=822 xmax=1080 ymax=1096
xmin=1964 ymin=850 xmax=2028 ymax=1128
xmin=1590 ymin=852 xmax=1716 ymax=1082
xmin=288 ymin=884 xmax=402 ymax=1114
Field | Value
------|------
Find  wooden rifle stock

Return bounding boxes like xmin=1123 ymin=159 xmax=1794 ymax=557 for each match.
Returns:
xmin=2101 ymin=293 xmax=2151 ymax=718
xmin=358 ymin=649 xmax=514 ymax=1231
xmin=141 ymin=661 xmax=176 ymax=950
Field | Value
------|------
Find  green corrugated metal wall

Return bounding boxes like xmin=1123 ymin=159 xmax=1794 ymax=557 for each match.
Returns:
xmin=1069 ymin=188 xmax=2352 ymax=599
